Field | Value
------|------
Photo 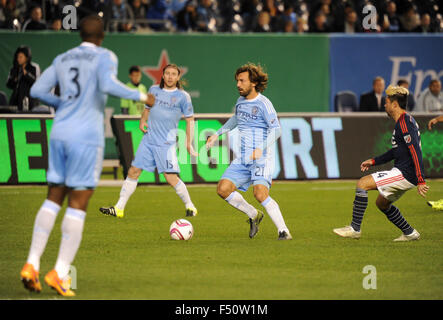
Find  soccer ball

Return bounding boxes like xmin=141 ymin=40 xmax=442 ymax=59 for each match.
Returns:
xmin=169 ymin=219 xmax=194 ymax=240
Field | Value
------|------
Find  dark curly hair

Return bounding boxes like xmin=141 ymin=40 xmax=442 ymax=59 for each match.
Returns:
xmin=235 ymin=63 xmax=268 ymax=93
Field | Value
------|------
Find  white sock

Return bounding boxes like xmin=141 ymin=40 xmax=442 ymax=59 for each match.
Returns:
xmin=261 ymin=196 xmax=289 ymax=232
xmin=115 ymin=177 xmax=138 ymax=210
xmin=225 ymin=191 xmax=257 ymax=219
xmin=27 ymin=199 xmax=61 ymax=271
xmin=174 ymin=179 xmax=194 ymax=208
xmin=54 ymin=207 xmax=86 ymax=280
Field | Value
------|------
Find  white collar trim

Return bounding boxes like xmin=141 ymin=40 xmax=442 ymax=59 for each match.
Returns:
xmin=80 ymin=42 xmax=97 ymax=48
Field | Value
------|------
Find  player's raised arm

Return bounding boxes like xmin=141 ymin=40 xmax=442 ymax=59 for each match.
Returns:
xmin=206 ymin=115 xmax=238 ymax=149
xmin=97 ymin=51 xmax=152 ymax=104
xmin=30 ymin=64 xmax=62 ymax=108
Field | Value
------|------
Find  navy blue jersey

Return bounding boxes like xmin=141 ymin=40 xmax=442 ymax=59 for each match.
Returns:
xmin=373 ymin=112 xmax=425 ymax=185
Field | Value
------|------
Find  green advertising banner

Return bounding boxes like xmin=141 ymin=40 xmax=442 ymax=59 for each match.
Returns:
xmin=2 ymin=114 xmax=441 ymax=185
xmin=0 ymin=32 xmax=329 ymax=114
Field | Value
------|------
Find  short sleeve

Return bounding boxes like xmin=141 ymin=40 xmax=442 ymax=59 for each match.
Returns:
xmin=182 ymin=91 xmax=194 ymax=117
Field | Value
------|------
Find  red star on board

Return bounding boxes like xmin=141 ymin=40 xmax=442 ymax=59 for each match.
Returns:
xmin=142 ymin=50 xmax=188 ymax=85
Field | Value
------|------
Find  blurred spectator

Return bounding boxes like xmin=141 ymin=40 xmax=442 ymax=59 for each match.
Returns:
xmin=22 ymin=5 xmax=47 ymax=31
xmin=397 ymin=79 xmax=415 ymax=111
xmin=363 ymin=11 xmax=383 ymax=33
xmin=399 ymin=4 xmax=419 ymax=32
xmin=108 ymin=0 xmax=135 ymax=32
xmin=339 ymin=8 xmax=362 ymax=33
xmin=171 ymin=0 xmax=187 ymax=14
xmin=0 ymin=0 xmax=6 ymax=28
xmin=383 ymin=0 xmax=400 ymax=32
xmin=253 ymin=10 xmax=271 ymax=32
xmin=413 ymin=13 xmax=436 ymax=33
xmin=130 ymin=0 xmax=149 ymax=29
xmin=416 ymin=79 xmax=443 ymax=112
xmin=43 ymin=0 xmax=62 ymax=23
xmin=309 ymin=0 xmax=334 ymax=32
xmin=146 ymin=0 xmax=172 ymax=31
xmin=121 ymin=66 xmax=147 ymax=115
xmin=262 ymin=0 xmax=282 ymax=31
xmin=50 ymin=17 xmax=61 ymax=31
xmin=359 ymin=77 xmax=386 ymax=112
xmin=6 ymin=46 xmax=40 ymax=111
xmin=310 ymin=11 xmax=331 ymax=33
xmin=195 ymin=0 xmax=219 ymax=32
xmin=3 ymin=0 xmax=26 ymax=28
xmin=130 ymin=0 xmax=148 ymax=19
xmin=176 ymin=0 xmax=198 ymax=31
xmin=0 ymin=0 xmax=441 ymax=34
xmin=295 ymin=16 xmax=307 ymax=33
xmin=275 ymin=3 xmax=297 ymax=32
xmin=240 ymin=0 xmax=260 ymax=31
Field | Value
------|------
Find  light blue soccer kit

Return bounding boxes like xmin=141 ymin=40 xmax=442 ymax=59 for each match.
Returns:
xmin=132 ymin=86 xmax=193 ymax=174
xmin=30 ymin=42 xmax=145 ymax=189
xmin=220 ymin=93 xmax=281 ymax=191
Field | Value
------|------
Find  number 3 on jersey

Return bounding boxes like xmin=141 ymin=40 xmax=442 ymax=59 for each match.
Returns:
xmin=69 ymin=67 xmax=81 ymax=99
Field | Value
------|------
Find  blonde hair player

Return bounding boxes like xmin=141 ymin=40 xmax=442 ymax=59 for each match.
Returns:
xmin=333 ymin=85 xmax=429 ymax=241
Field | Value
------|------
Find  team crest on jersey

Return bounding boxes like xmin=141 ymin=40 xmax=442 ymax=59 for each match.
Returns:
xmin=404 ymin=134 xmax=411 ymax=144
xmin=251 ymin=106 xmax=258 ymax=115
xmin=171 ymin=97 xmax=177 ymax=105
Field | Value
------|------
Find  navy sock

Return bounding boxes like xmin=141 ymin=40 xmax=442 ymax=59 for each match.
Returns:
xmin=381 ymin=205 xmax=414 ymax=235
xmin=350 ymin=188 xmax=368 ymax=232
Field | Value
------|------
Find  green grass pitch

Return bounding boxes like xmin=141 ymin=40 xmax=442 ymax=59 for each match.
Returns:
xmin=1 ymin=180 xmax=442 ymax=300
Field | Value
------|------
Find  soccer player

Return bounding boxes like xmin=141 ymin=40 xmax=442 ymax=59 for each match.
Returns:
xmin=426 ymin=114 xmax=443 ymax=210
xmin=121 ymin=65 xmax=148 ymax=115
xmin=206 ymin=63 xmax=291 ymax=240
xmin=20 ymin=15 xmax=155 ymax=296
xmin=333 ymin=85 xmax=429 ymax=241
xmin=99 ymin=64 xmax=198 ymax=218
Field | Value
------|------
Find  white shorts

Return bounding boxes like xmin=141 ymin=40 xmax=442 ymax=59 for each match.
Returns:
xmin=371 ymin=167 xmax=415 ymax=202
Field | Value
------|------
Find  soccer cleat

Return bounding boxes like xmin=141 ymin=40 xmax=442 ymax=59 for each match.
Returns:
xmin=44 ymin=270 xmax=75 ymax=297
xmin=427 ymin=199 xmax=443 ymax=211
xmin=186 ymin=207 xmax=198 ymax=217
xmin=333 ymin=226 xmax=361 ymax=239
xmin=99 ymin=206 xmax=124 ymax=218
xmin=394 ymin=229 xmax=420 ymax=242
xmin=248 ymin=210 xmax=264 ymax=238
xmin=278 ymin=230 xmax=293 ymax=240
xmin=20 ymin=263 xmax=42 ymax=293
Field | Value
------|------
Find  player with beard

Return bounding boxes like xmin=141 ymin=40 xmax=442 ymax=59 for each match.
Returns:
xmin=206 ymin=63 xmax=291 ymax=240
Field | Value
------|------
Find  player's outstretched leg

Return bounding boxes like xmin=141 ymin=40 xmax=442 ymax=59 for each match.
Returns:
xmin=22 ymin=200 xmax=61 ymax=290
xmin=254 ymin=185 xmax=291 ymax=240
xmin=165 ymin=174 xmax=198 ymax=217
xmin=261 ymin=197 xmax=291 ymax=240
xmin=217 ymin=179 xmax=262 ymax=238
xmin=376 ymin=195 xmax=420 ymax=242
xmin=334 ymin=175 xmax=375 ymax=239
xmin=100 ymin=168 xmax=141 ymax=218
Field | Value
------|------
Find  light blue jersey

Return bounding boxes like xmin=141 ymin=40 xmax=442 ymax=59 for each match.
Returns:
xmin=144 ymin=85 xmax=193 ymax=146
xmin=30 ymin=42 xmax=145 ymax=188
xmin=31 ymin=42 xmax=143 ymax=147
xmin=132 ymin=86 xmax=193 ymax=174
xmin=219 ymin=93 xmax=281 ymax=191
xmin=233 ymin=93 xmax=280 ymax=164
